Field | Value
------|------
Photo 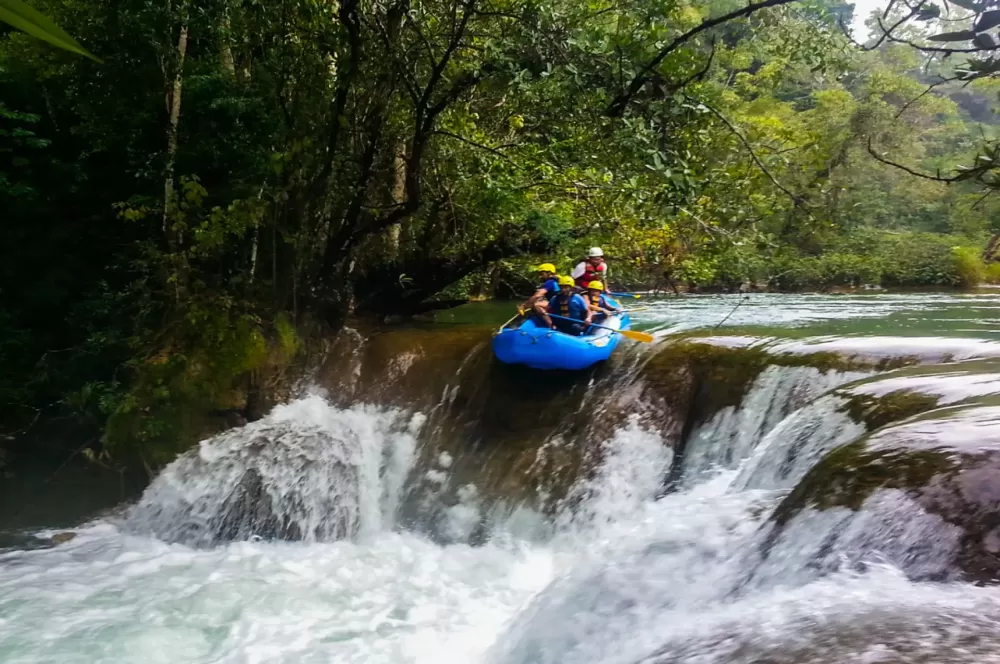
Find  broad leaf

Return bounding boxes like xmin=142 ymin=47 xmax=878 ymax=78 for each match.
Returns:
xmin=0 ymin=0 xmax=100 ymax=61
xmin=927 ymin=29 xmax=977 ymax=41
xmin=973 ymin=31 xmax=998 ymax=48
xmin=974 ymin=9 xmax=1000 ymax=31
xmin=947 ymin=0 xmax=985 ymax=11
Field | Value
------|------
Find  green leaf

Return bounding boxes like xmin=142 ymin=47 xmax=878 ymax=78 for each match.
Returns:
xmin=973 ymin=31 xmax=998 ymax=48
xmin=0 ymin=0 xmax=101 ymax=62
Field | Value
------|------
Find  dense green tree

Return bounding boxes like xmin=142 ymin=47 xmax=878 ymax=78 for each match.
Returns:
xmin=2 ymin=0 xmax=998 ymax=464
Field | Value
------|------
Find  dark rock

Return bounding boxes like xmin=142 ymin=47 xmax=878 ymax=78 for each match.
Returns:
xmin=126 ymin=420 xmax=361 ymax=547
xmin=50 ymin=532 xmax=76 ymax=545
xmin=209 ymin=468 xmax=301 ymax=544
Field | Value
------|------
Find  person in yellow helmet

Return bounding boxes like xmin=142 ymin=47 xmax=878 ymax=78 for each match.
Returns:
xmin=541 ymin=275 xmax=592 ymax=334
xmin=584 ymin=280 xmax=622 ymax=323
xmin=519 ymin=262 xmax=560 ymax=314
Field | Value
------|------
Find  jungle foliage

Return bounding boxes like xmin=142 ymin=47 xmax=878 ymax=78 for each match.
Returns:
xmin=2 ymin=0 xmax=999 ymax=462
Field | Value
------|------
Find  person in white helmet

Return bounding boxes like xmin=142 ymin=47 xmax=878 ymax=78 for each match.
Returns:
xmin=571 ymin=247 xmax=609 ymax=291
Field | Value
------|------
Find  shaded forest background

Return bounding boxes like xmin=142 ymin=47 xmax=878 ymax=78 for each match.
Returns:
xmin=3 ymin=0 xmax=1000 ymax=466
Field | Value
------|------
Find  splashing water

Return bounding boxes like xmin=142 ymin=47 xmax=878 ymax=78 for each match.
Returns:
xmin=6 ymin=359 xmax=1000 ymax=663
xmin=126 ymin=396 xmax=422 ymax=545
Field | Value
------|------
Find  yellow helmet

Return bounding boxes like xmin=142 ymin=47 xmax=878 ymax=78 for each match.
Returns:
xmin=558 ymin=275 xmax=576 ymax=287
xmin=535 ymin=263 xmax=557 ymax=273
xmin=587 ymin=280 xmax=604 ymax=291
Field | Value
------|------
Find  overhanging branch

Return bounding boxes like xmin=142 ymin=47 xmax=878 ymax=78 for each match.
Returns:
xmin=866 ymin=137 xmax=965 ymax=182
xmin=607 ymin=0 xmax=801 ymax=117
xmin=433 ymin=130 xmax=515 ymax=159
xmin=691 ymin=96 xmax=805 ymax=207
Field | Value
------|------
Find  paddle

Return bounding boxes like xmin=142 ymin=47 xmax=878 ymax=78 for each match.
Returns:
xmin=546 ymin=313 xmax=654 ymax=343
xmin=609 ymin=292 xmax=641 ymax=299
xmin=498 ymin=309 xmax=525 ymax=331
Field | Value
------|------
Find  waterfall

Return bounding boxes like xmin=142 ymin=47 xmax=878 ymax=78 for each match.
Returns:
xmin=679 ymin=365 xmax=870 ymax=482
xmin=11 ymin=317 xmax=1000 ymax=664
xmin=556 ymin=416 xmax=673 ymax=533
xmin=730 ymin=394 xmax=865 ymax=492
xmin=745 ymin=489 xmax=964 ymax=591
xmin=125 ymin=396 xmax=423 ymax=546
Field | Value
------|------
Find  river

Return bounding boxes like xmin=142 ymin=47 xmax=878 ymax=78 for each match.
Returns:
xmin=4 ymin=291 xmax=1000 ymax=663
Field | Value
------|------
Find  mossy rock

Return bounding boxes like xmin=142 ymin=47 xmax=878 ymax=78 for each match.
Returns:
xmin=317 ymin=325 xmax=492 ymax=408
xmin=759 ymin=403 xmax=1000 ymax=583
xmin=838 ymin=390 xmax=941 ymax=431
xmin=835 ymin=361 xmax=1000 ymax=432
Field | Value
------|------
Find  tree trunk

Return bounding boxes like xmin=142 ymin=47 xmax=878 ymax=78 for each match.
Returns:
xmin=163 ymin=16 xmax=189 ymax=240
xmin=386 ymin=149 xmax=407 ymax=256
xmin=220 ymin=7 xmax=236 ymax=77
xmin=984 ymin=232 xmax=1000 ymax=263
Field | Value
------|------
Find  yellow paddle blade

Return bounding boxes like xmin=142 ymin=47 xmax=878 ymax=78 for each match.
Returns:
xmin=619 ymin=329 xmax=654 ymax=343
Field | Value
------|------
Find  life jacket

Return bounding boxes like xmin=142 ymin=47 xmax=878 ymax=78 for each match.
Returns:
xmin=574 ymin=261 xmax=607 ymax=288
xmin=549 ymin=294 xmax=585 ymax=320
xmin=559 ymin=296 xmax=571 ymax=317
xmin=588 ymin=292 xmax=602 ymax=309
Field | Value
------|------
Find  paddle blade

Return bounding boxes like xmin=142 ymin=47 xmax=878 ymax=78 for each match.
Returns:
xmin=619 ymin=329 xmax=654 ymax=343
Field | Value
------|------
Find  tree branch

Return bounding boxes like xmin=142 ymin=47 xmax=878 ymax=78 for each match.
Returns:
xmin=669 ymin=38 xmax=718 ymax=92
xmin=424 ymin=71 xmax=483 ymax=129
xmin=607 ymin=0 xmax=801 ymax=117
xmin=691 ymin=96 xmax=805 ymax=207
xmin=433 ymin=130 xmax=515 ymax=159
xmin=838 ymin=0 xmax=922 ymax=52
xmin=418 ymin=0 xmax=476 ymax=114
xmin=866 ymin=137 xmax=964 ymax=182
xmin=895 ymin=76 xmax=956 ymax=118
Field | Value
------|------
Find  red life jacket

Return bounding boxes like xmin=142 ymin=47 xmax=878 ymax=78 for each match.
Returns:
xmin=574 ymin=261 xmax=607 ymax=289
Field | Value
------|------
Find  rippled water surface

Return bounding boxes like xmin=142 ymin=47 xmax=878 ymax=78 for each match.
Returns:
xmin=438 ymin=290 xmax=1000 ymax=339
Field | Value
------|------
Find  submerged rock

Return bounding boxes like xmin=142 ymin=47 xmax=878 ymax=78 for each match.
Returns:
xmin=124 ymin=398 xmax=414 ymax=546
xmin=0 ymin=530 xmax=77 ymax=552
xmin=750 ymin=404 xmax=1000 ymax=585
xmin=49 ymin=532 xmax=76 ymax=545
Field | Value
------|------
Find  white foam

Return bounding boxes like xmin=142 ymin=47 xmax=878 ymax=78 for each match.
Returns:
xmin=126 ymin=396 xmax=422 ymax=545
xmin=8 ymin=357 xmax=1000 ymax=664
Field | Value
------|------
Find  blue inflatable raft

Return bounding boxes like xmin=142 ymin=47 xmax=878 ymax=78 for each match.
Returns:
xmin=491 ymin=302 xmax=632 ymax=370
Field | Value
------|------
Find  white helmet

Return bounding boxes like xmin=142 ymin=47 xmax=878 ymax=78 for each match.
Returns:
xmin=588 ymin=247 xmax=604 ymax=257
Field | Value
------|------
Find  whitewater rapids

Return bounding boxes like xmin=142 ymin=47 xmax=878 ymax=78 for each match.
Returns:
xmin=4 ymin=391 xmax=1000 ymax=663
